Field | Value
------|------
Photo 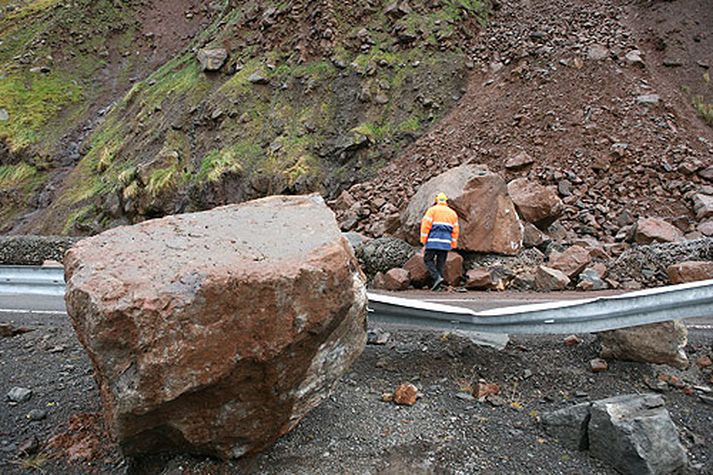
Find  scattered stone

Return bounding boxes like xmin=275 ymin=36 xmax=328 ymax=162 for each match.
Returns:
xmin=598 ymin=321 xmax=689 ymax=370
xmin=504 ymin=151 xmax=535 ymax=170
xmin=7 ymin=387 xmax=32 ymax=403
xmin=382 ymin=268 xmax=410 ymax=291
xmin=636 ymin=94 xmax=660 ymax=105
xmin=666 ymin=261 xmax=713 ymax=284
xmin=455 ymin=392 xmax=475 ymax=402
xmin=401 ymin=165 xmax=523 ymax=255
xmin=367 ymin=329 xmax=391 ymax=345
xmin=0 ymin=324 xmax=32 ymax=338
xmin=534 ymin=265 xmax=570 ymax=291
xmin=474 ymin=382 xmax=500 ymax=399
xmin=699 ymin=166 xmax=713 ymax=182
xmin=393 ymin=383 xmax=419 ymax=406
xmin=697 ymin=355 xmax=712 ymax=369
xmin=486 ymin=395 xmax=506 ymax=407
xmin=700 ymin=395 xmax=713 ymax=406
xmin=589 ymin=358 xmax=608 ymax=373
xmin=697 ymin=221 xmax=713 ymax=236
xmin=577 ymin=268 xmax=607 ymax=291
xmin=465 ymin=268 xmax=492 ymax=290
xmin=587 ymin=44 xmax=609 ymax=61
xmin=26 ymin=409 xmax=47 ymax=421
xmin=588 ymin=394 xmax=688 ymax=475
xmin=541 ymin=402 xmax=591 ymax=451
xmin=662 ymin=58 xmax=683 ymax=67
xmin=507 ymin=178 xmax=564 ymax=229
xmin=548 ymin=245 xmax=591 ymax=279
xmin=64 ymin=195 xmax=368 ymax=459
xmin=196 ymin=48 xmax=227 ymax=72
xmin=522 ymin=222 xmax=549 ymax=249
xmin=0 ymin=108 xmax=8 ymax=121
xmin=635 ymin=217 xmax=683 ymax=245
xmin=381 ymin=392 xmax=394 ymax=403
xmin=248 ymin=71 xmax=269 ymax=84
xmin=563 ymin=335 xmax=582 ymax=347
xmin=692 ymin=193 xmax=713 ymax=220
xmin=625 ymin=49 xmax=644 ymax=66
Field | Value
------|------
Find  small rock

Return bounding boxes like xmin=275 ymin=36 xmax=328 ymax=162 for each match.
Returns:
xmin=394 ymin=383 xmax=419 ymax=406
xmin=0 ymin=108 xmax=8 ymax=121
xmin=487 ymin=395 xmax=506 ymax=407
xmin=474 ymin=382 xmax=500 ymax=399
xmin=564 ymin=335 xmax=582 ymax=347
xmin=598 ymin=321 xmax=689 ymax=370
xmin=381 ymin=392 xmax=394 ymax=403
xmin=196 ymin=48 xmax=227 ymax=72
xmin=18 ymin=436 xmax=39 ymax=456
xmin=667 ymin=261 xmax=713 ymax=284
xmin=697 ymin=355 xmax=712 ymax=368
xmin=26 ymin=409 xmax=47 ymax=421
xmin=636 ymin=94 xmax=660 ymax=105
xmin=248 ymin=71 xmax=269 ymax=84
xmin=625 ymin=50 xmax=644 ymax=66
xmin=587 ymin=44 xmax=609 ymax=61
xmin=635 ymin=217 xmax=683 ymax=244
xmin=7 ymin=387 xmax=32 ymax=403
xmin=367 ymin=329 xmax=391 ymax=345
xmin=662 ymin=58 xmax=683 ymax=67
xmin=700 ymin=395 xmax=713 ymax=406
xmin=382 ymin=268 xmax=410 ymax=291
xmin=534 ymin=265 xmax=570 ymax=291
xmin=590 ymin=358 xmax=608 ymax=373
xmin=456 ymin=392 xmax=475 ymax=402
xmin=464 ymin=268 xmax=492 ymax=290
xmin=577 ymin=268 xmax=607 ymax=291
xmin=549 ymin=245 xmax=591 ymax=279
xmin=504 ymin=151 xmax=535 ymax=170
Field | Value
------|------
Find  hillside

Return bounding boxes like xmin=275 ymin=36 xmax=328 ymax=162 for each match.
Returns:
xmin=1 ymin=0 xmax=712 ymax=241
xmin=0 ymin=0 xmax=488 ymax=234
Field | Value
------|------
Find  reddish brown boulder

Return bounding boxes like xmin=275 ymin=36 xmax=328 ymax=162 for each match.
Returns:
xmin=465 ymin=268 xmax=492 ymax=290
xmin=666 ymin=261 xmax=713 ymax=284
xmin=403 ymin=253 xmax=429 ymax=287
xmin=548 ymin=245 xmax=592 ymax=279
xmin=507 ymin=178 xmax=564 ymax=229
xmin=635 ymin=218 xmax=683 ymax=245
xmin=534 ymin=265 xmax=570 ymax=291
xmin=64 ymin=195 xmax=368 ymax=459
xmin=522 ymin=222 xmax=549 ymax=248
xmin=394 ymin=383 xmax=419 ymax=406
xmin=443 ymin=252 xmax=464 ymax=287
xmin=382 ymin=268 xmax=411 ymax=291
xmin=401 ymin=165 xmax=523 ymax=255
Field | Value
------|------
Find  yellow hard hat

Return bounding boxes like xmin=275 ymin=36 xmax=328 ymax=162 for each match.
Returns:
xmin=435 ymin=192 xmax=448 ymax=203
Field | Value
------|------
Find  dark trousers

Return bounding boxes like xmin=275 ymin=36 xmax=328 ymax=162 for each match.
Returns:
xmin=424 ymin=249 xmax=448 ymax=282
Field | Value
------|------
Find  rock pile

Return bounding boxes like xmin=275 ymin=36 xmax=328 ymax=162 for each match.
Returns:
xmin=64 ymin=195 xmax=367 ymax=459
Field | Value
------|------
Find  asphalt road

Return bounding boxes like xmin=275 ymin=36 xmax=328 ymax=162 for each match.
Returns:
xmin=1 ymin=290 xmax=711 ymax=329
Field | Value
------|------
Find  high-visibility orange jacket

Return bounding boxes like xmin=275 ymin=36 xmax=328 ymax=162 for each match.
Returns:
xmin=420 ymin=203 xmax=459 ymax=250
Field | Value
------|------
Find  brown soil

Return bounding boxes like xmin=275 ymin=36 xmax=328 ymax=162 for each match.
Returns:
xmin=339 ymin=0 xmax=713 ymax=244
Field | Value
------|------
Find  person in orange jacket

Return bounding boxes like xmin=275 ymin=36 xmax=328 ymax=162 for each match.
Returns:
xmin=420 ymin=192 xmax=460 ymax=290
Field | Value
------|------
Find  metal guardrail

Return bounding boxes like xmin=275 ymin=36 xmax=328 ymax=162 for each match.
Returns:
xmin=367 ymin=279 xmax=713 ymax=335
xmin=0 ymin=265 xmax=65 ymax=296
xmin=2 ymin=266 xmax=712 ymax=338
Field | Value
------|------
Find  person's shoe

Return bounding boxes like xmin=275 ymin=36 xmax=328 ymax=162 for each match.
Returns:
xmin=431 ymin=276 xmax=444 ymax=291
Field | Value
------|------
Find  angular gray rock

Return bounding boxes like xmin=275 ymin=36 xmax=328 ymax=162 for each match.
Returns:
xmin=588 ymin=394 xmax=688 ymax=475
xmin=64 ymin=195 xmax=368 ymax=459
xmin=541 ymin=403 xmax=591 ymax=451
xmin=7 ymin=387 xmax=32 ymax=403
xmin=197 ymin=48 xmax=228 ymax=72
xmin=354 ymin=237 xmax=415 ymax=277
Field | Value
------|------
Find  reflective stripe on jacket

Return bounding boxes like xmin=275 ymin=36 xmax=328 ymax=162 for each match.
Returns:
xmin=420 ymin=203 xmax=459 ymax=250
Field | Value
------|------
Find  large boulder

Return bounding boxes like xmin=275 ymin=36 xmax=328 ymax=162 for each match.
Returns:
xmin=507 ymin=178 xmax=564 ymax=229
xmin=634 ymin=218 xmax=683 ymax=245
xmin=667 ymin=260 xmax=713 ymax=283
xmin=598 ymin=321 xmax=689 ymax=369
xmin=64 ymin=195 xmax=368 ymax=459
xmin=541 ymin=403 xmax=591 ymax=451
xmin=401 ymin=165 xmax=523 ymax=255
xmin=588 ymin=394 xmax=688 ymax=475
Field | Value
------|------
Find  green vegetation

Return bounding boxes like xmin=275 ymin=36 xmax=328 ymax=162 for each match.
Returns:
xmin=0 ymin=73 xmax=82 ymax=150
xmin=198 ymin=142 xmax=261 ymax=183
xmin=693 ymin=96 xmax=713 ymax=127
xmin=0 ymin=163 xmax=38 ymax=187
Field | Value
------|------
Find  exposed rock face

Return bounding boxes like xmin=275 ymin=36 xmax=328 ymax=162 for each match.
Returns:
xmin=589 ymin=394 xmax=688 ymax=475
xmin=667 ymin=261 xmax=713 ymax=283
xmin=598 ymin=321 xmax=689 ymax=369
xmin=401 ymin=165 xmax=523 ymax=255
xmin=635 ymin=218 xmax=683 ymax=245
xmin=196 ymin=48 xmax=228 ymax=71
xmin=64 ymin=195 xmax=368 ymax=459
xmin=507 ymin=178 xmax=564 ymax=229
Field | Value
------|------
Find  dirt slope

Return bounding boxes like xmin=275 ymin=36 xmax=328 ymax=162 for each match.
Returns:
xmin=338 ymin=0 xmax=713 ymax=244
